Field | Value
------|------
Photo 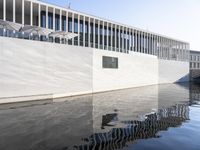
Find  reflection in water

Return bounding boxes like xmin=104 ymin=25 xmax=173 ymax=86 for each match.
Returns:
xmin=0 ymin=83 xmax=200 ymax=150
xmin=101 ymin=113 xmax=118 ymax=129
xmin=75 ymin=104 xmax=189 ymax=150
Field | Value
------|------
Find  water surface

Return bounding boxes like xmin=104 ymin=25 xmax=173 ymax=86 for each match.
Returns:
xmin=0 ymin=83 xmax=200 ymax=150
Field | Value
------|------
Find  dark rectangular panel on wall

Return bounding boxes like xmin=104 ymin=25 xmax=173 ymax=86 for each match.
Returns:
xmin=102 ymin=56 xmax=118 ymax=69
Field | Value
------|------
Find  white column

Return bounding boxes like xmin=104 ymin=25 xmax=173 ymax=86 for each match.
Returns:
xmin=88 ymin=18 xmax=90 ymax=47
xmin=165 ymin=39 xmax=169 ymax=60
xmin=78 ymin=14 xmax=80 ymax=46
xmin=129 ymin=29 xmax=131 ymax=51
xmin=119 ymin=26 xmax=121 ymax=52
xmin=151 ymin=34 xmax=153 ymax=55
xmin=161 ymin=37 xmax=163 ymax=58
xmin=144 ymin=32 xmax=146 ymax=54
xmin=138 ymin=31 xmax=141 ymax=52
xmin=148 ymin=33 xmax=150 ymax=54
xmin=3 ymin=0 xmax=6 ymax=21
xmin=38 ymin=4 xmax=41 ymax=27
xmin=125 ymin=27 xmax=127 ymax=53
xmin=30 ymin=1 xmax=33 ymax=26
xmin=93 ymin=19 xmax=95 ymax=48
xmin=98 ymin=20 xmax=100 ymax=49
xmin=162 ymin=38 xmax=164 ymax=59
xmin=46 ymin=6 xmax=48 ymax=28
xmin=135 ymin=30 xmax=137 ymax=52
xmin=169 ymin=39 xmax=171 ymax=60
xmin=59 ymin=10 xmax=62 ymax=43
xmin=131 ymin=30 xmax=134 ymax=51
xmin=142 ymin=32 xmax=145 ymax=53
xmin=66 ymin=11 xmax=68 ymax=44
xmin=139 ymin=31 xmax=141 ymax=52
xmin=66 ymin=11 xmax=68 ymax=31
xmin=155 ymin=36 xmax=158 ymax=56
xmin=60 ymin=10 xmax=62 ymax=31
xmin=107 ymin=23 xmax=109 ymax=50
xmin=158 ymin=36 xmax=160 ymax=57
xmin=140 ymin=32 xmax=142 ymax=53
xmin=53 ymin=8 xmax=55 ymax=31
xmin=122 ymin=26 xmax=124 ymax=52
xmin=115 ymin=25 xmax=117 ymax=51
xmin=102 ymin=21 xmax=104 ymax=49
xmin=152 ymin=35 xmax=154 ymax=55
xmin=72 ymin=13 xmax=74 ymax=45
xmin=111 ymin=24 xmax=113 ymax=51
xmin=22 ymin=0 xmax=24 ymax=25
xmin=83 ymin=16 xmax=85 ymax=47
xmin=146 ymin=33 xmax=148 ymax=54
xmin=13 ymin=0 xmax=16 ymax=22
xmin=147 ymin=33 xmax=149 ymax=54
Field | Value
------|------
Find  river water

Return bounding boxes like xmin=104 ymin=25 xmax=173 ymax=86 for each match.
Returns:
xmin=0 ymin=83 xmax=200 ymax=150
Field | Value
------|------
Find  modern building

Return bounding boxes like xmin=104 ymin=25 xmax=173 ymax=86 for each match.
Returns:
xmin=190 ymin=50 xmax=200 ymax=81
xmin=190 ymin=50 xmax=200 ymax=69
xmin=0 ymin=0 xmax=190 ymax=103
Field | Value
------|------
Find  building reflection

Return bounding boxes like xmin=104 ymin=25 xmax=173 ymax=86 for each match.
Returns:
xmin=0 ymin=83 xmax=198 ymax=150
xmin=74 ymin=104 xmax=189 ymax=150
xmin=189 ymin=83 xmax=200 ymax=105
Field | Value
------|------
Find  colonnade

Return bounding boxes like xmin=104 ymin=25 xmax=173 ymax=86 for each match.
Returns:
xmin=0 ymin=0 xmax=190 ymax=61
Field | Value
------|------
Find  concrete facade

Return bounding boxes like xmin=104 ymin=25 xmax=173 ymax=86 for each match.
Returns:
xmin=158 ymin=59 xmax=189 ymax=84
xmin=93 ymin=50 xmax=158 ymax=92
xmin=0 ymin=0 xmax=191 ymax=104
xmin=0 ymin=37 xmax=93 ymax=99
xmin=0 ymin=36 xmax=190 ymax=104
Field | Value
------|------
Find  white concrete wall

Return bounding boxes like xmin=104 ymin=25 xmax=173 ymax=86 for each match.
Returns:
xmin=0 ymin=37 xmax=190 ymax=103
xmin=93 ymin=50 xmax=158 ymax=92
xmin=0 ymin=37 xmax=93 ymax=99
xmin=158 ymin=59 xmax=189 ymax=84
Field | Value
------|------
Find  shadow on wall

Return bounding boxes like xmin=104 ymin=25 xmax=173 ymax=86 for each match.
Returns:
xmin=176 ymin=73 xmax=190 ymax=83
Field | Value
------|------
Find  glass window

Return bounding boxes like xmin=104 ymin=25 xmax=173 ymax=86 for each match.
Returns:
xmin=100 ymin=25 xmax=103 ymax=49
xmin=74 ymin=18 xmax=78 ymax=45
xmin=16 ymin=0 xmax=22 ymax=23
xmin=116 ymin=29 xmax=119 ymax=50
xmin=6 ymin=0 xmax=13 ymax=22
xmin=104 ymin=26 xmax=107 ymax=49
xmin=0 ymin=0 xmax=3 ymax=20
xmin=33 ymin=3 xmax=39 ymax=26
xmin=68 ymin=17 xmax=72 ymax=32
xmin=108 ymin=27 xmax=111 ymax=48
xmin=24 ymin=1 xmax=30 ymax=25
xmin=95 ymin=23 xmax=98 ymax=48
xmin=190 ymin=62 xmax=192 ymax=68
xmin=74 ymin=18 xmax=78 ymax=33
xmin=112 ymin=28 xmax=115 ymax=50
xmin=80 ymin=19 xmax=83 ymax=46
xmin=62 ymin=15 xmax=66 ymax=31
xmin=48 ymin=12 xmax=53 ymax=29
xmin=85 ymin=21 xmax=88 ymax=47
xmin=90 ymin=22 xmax=93 ymax=47
xmin=55 ymin=14 xmax=60 ymax=31
xmin=120 ymin=30 xmax=123 ymax=52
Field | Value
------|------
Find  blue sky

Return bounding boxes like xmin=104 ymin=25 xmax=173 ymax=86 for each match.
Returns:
xmin=44 ymin=0 xmax=200 ymax=50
